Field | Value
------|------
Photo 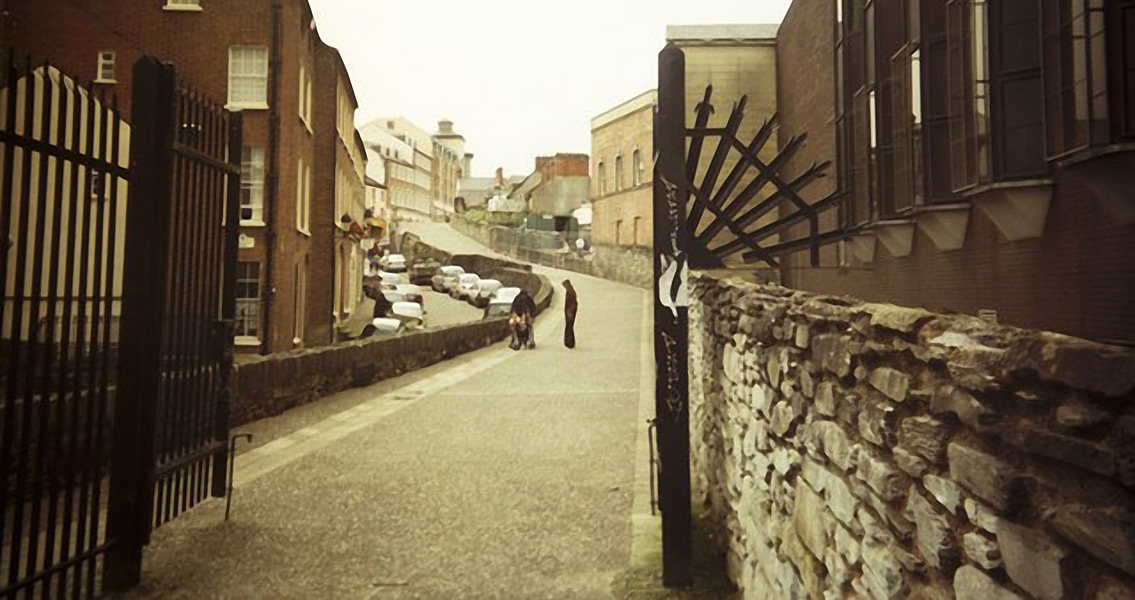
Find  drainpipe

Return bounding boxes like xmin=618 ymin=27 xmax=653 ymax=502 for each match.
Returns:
xmin=261 ymin=0 xmax=283 ymax=354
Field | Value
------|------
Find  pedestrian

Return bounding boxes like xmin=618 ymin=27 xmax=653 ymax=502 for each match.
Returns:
xmin=563 ymin=279 xmax=578 ymax=349
xmin=510 ymin=290 xmax=537 ymax=349
xmin=372 ymin=286 xmax=393 ymax=319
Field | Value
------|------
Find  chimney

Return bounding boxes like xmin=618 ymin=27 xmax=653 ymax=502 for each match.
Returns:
xmin=495 ymin=167 xmax=504 ymax=186
xmin=464 ymin=153 xmax=474 ymax=176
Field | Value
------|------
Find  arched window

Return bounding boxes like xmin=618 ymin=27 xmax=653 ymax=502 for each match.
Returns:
xmin=615 ymin=155 xmax=624 ymax=191
xmin=632 ymin=149 xmax=643 ymax=186
xmin=597 ymin=161 xmax=606 ymax=195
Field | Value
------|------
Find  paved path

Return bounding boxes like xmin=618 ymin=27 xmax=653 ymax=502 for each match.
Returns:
xmin=126 ymin=224 xmax=657 ymax=598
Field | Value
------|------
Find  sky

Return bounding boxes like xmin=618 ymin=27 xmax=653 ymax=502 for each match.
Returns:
xmin=309 ymin=0 xmax=792 ymax=177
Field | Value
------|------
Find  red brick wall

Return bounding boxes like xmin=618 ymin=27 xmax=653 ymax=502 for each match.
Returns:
xmin=537 ymin=153 xmax=590 ymax=180
xmin=307 ymin=40 xmax=340 ymax=347
xmin=775 ymin=0 xmax=1135 ymax=344
xmin=10 ymin=0 xmax=321 ymax=353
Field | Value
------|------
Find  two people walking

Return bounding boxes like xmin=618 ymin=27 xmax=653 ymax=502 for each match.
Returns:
xmin=509 ymin=280 xmax=580 ymax=350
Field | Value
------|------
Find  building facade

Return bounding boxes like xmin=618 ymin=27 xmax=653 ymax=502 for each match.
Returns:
xmin=360 ymin=118 xmax=433 ymax=220
xmin=666 ymin=25 xmax=781 ymax=265
xmin=431 ymin=119 xmax=466 ymax=217
xmin=590 ymin=89 xmax=656 ymax=247
xmin=772 ymin=0 xmax=1135 ymax=344
xmin=8 ymin=0 xmax=370 ymax=353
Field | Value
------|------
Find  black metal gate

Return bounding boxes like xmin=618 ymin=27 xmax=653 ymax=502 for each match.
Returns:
xmin=0 ymin=54 xmax=239 ymax=597
xmin=652 ymin=43 xmax=847 ymax=586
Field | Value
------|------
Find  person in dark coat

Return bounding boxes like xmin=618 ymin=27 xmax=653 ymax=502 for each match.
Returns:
xmin=563 ymin=280 xmax=578 ymax=349
xmin=510 ymin=290 xmax=537 ymax=349
xmin=372 ymin=288 xmax=393 ymax=319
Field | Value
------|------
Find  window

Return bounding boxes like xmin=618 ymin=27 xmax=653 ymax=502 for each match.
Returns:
xmin=296 ymin=158 xmax=310 ymax=234
xmin=633 ymin=216 xmax=642 ymax=246
xmin=1042 ymin=0 xmax=1116 ymax=157
xmin=96 ymin=51 xmax=115 ymax=83
xmin=923 ymin=0 xmax=955 ymax=200
xmin=990 ymin=0 xmax=1045 ymax=178
xmin=1120 ymin=1 xmax=1135 ymax=138
xmin=235 ymin=262 xmax=261 ymax=343
xmin=240 ymin=146 xmax=265 ymax=224
xmin=597 ymin=161 xmax=606 ymax=195
xmin=615 ymin=155 xmax=624 ymax=191
xmin=298 ymin=66 xmax=312 ymax=127
xmin=632 ymin=149 xmax=643 ymax=185
xmin=292 ymin=261 xmax=306 ymax=346
xmin=615 ymin=219 xmax=622 ymax=245
xmin=227 ymin=46 xmax=268 ymax=108
xmin=164 ymin=0 xmax=201 ymax=9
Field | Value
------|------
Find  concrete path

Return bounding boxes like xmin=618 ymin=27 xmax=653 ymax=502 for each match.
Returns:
xmin=124 ymin=224 xmax=658 ymax=599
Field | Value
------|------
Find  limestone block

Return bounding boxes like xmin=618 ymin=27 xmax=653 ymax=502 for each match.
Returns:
xmin=834 ymin=522 xmax=862 ymax=564
xmin=1054 ymin=403 xmax=1109 ymax=429
xmin=793 ymin=481 xmax=832 ymax=562
xmin=772 ymin=447 xmax=800 ymax=476
xmin=766 ymin=351 xmax=782 ymax=388
xmin=751 ymin=384 xmax=772 ymax=418
xmin=931 ymin=385 xmax=1001 ymax=433
xmin=900 ymin=416 xmax=952 ymax=464
xmin=779 ymin=379 xmax=795 ymax=399
xmin=771 ymin=401 xmax=795 ymax=437
xmin=870 ymin=367 xmax=911 ymax=402
xmin=857 ymin=506 xmax=894 ymax=545
xmin=953 ymin=565 xmax=1023 ymax=600
xmin=1048 ymin=504 xmax=1135 ymax=576
xmin=963 ymin=532 xmax=1002 ymax=570
xmin=803 ymin=460 xmax=859 ymax=527
xmin=795 ymin=322 xmax=810 ymax=348
xmin=894 ymin=447 xmax=929 ymax=478
xmin=813 ymin=334 xmax=854 ymax=377
xmin=996 ymin=519 xmax=1072 ymax=600
xmin=861 ymin=537 xmax=908 ymax=599
xmin=923 ymin=475 xmax=965 ymax=515
xmin=948 ymin=443 xmax=1027 ymax=512
xmin=857 ymin=449 xmax=906 ymax=502
xmin=815 ymin=420 xmax=855 ymax=472
xmin=815 ymin=381 xmax=838 ymax=417
xmin=800 ymin=369 xmax=815 ymax=398
xmin=823 ymin=547 xmax=853 ymax=589
xmin=907 ymin=488 xmax=959 ymax=571
xmin=869 ymin=305 xmax=935 ymax=333
xmin=858 ymin=396 xmax=897 ymax=447
xmin=1022 ymin=429 xmax=1116 ymax=477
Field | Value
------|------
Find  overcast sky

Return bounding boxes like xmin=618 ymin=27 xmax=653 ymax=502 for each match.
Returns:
xmin=309 ymin=0 xmax=792 ymax=177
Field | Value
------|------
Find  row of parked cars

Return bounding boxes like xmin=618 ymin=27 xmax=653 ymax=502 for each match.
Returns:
xmin=427 ymin=264 xmax=522 ymax=319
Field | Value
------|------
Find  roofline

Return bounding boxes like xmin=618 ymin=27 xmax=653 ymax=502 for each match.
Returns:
xmin=591 ymin=89 xmax=657 ymax=131
xmin=665 ymin=23 xmax=780 ymax=44
xmin=314 ymin=36 xmax=360 ymax=110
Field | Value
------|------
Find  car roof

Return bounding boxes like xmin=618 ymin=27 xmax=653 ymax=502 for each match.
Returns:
xmin=441 ymin=265 xmax=465 ymax=273
xmin=459 ymin=273 xmax=480 ymax=280
xmin=480 ymin=279 xmax=501 ymax=286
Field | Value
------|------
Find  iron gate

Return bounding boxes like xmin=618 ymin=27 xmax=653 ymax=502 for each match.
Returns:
xmin=0 ymin=54 xmax=240 ymax=597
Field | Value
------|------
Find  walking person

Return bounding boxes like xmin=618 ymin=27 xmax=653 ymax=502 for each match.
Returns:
xmin=510 ymin=290 xmax=537 ymax=350
xmin=563 ymin=279 xmax=578 ymax=349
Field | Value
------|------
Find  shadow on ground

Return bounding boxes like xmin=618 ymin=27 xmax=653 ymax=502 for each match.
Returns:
xmin=611 ymin=507 xmax=737 ymax=599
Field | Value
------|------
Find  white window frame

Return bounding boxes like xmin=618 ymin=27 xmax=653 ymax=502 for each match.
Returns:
xmin=296 ymin=158 xmax=311 ymax=235
xmin=292 ymin=261 xmax=306 ymax=346
xmin=298 ymin=66 xmax=312 ymax=131
xmin=163 ymin=0 xmax=202 ymax=11
xmin=240 ymin=146 xmax=265 ymax=225
xmin=227 ymin=46 xmax=269 ymax=110
xmin=95 ymin=51 xmax=115 ymax=84
xmin=235 ymin=261 xmax=261 ymax=345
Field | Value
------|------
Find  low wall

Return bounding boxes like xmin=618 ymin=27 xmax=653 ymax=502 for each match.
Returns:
xmin=689 ymin=274 xmax=1135 ymax=599
xmin=229 ymin=236 xmax=553 ymax=427
xmin=452 ymin=219 xmax=652 ymax=290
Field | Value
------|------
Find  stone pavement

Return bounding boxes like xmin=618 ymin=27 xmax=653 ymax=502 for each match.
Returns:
xmin=122 ymin=224 xmax=661 ymax=598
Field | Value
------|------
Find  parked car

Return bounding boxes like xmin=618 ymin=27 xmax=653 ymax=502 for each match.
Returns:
xmin=377 ymin=271 xmax=402 ymax=290
xmin=483 ymin=297 xmax=513 ymax=319
xmin=494 ymin=287 xmax=522 ymax=304
xmin=379 ymin=253 xmax=407 ymax=273
xmin=394 ymin=283 xmax=425 ymax=306
xmin=453 ymin=273 xmax=482 ymax=300
xmin=364 ymin=318 xmax=406 ymax=338
xmin=390 ymin=301 xmax=424 ymax=330
xmin=472 ymin=279 xmax=502 ymax=308
xmin=409 ymin=258 xmax=441 ymax=286
xmin=431 ymin=265 xmax=465 ymax=293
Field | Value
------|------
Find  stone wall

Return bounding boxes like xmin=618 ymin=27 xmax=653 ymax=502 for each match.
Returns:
xmin=689 ymin=274 xmax=1135 ymax=599
xmin=229 ymin=319 xmax=510 ymax=427
xmin=451 ymin=220 xmax=652 ymax=290
xmin=230 ymin=236 xmax=554 ymax=426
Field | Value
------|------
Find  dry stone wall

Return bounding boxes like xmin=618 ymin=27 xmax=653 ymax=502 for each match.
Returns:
xmin=689 ymin=274 xmax=1135 ymax=599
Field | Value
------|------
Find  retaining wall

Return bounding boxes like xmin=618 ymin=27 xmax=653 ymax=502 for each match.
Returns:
xmin=229 ymin=236 xmax=553 ymax=426
xmin=689 ymin=274 xmax=1135 ymax=599
xmin=451 ymin=219 xmax=652 ymax=290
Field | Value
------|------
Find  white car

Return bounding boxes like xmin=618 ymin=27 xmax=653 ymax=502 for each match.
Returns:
xmin=389 ymin=301 xmax=424 ymax=330
xmin=453 ymin=273 xmax=482 ymax=300
xmin=431 ymin=265 xmax=465 ymax=293
xmin=379 ymin=253 xmax=407 ymax=273
xmin=484 ymin=298 xmax=513 ymax=319
xmin=366 ymin=318 xmax=406 ymax=338
xmin=382 ymin=284 xmax=425 ymax=307
xmin=472 ymin=279 xmax=502 ymax=308
xmin=494 ymin=287 xmax=522 ymax=304
xmin=377 ymin=271 xmax=401 ymax=290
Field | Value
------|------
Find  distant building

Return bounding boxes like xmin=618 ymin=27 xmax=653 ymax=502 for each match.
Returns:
xmin=590 ymin=89 xmax=656 ymax=248
xmin=432 ymin=119 xmax=466 ymax=216
xmin=359 ymin=121 xmax=430 ymax=220
xmin=666 ymin=24 xmax=780 ymax=263
xmin=511 ymin=153 xmax=590 ymax=217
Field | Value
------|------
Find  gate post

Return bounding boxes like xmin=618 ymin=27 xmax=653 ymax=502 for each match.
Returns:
xmin=104 ymin=56 xmax=177 ymax=592
xmin=212 ymin=111 xmax=242 ymax=498
xmin=653 ymin=42 xmax=693 ymax=587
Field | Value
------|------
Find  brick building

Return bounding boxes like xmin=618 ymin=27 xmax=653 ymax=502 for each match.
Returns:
xmin=8 ymin=0 xmax=368 ymax=353
xmin=774 ymin=0 xmax=1135 ymax=344
xmin=311 ymin=40 xmax=366 ymax=345
xmin=590 ymin=89 xmax=655 ymax=247
xmin=511 ymin=153 xmax=591 ymax=217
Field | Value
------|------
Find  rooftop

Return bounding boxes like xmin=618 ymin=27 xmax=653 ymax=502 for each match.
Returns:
xmin=666 ymin=24 xmax=779 ymax=44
